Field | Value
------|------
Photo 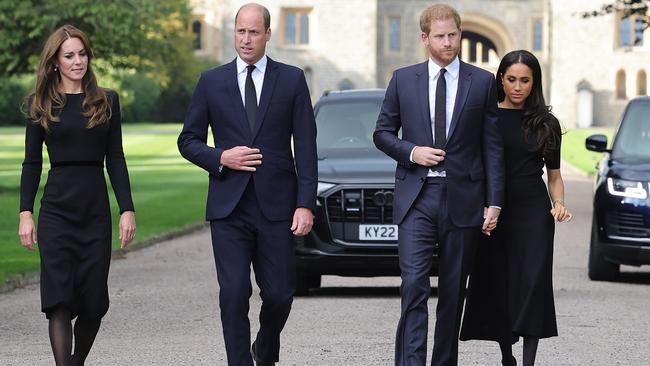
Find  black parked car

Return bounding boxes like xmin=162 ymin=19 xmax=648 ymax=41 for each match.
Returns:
xmin=586 ymin=97 xmax=650 ymax=281
xmin=295 ymin=89 xmax=438 ymax=295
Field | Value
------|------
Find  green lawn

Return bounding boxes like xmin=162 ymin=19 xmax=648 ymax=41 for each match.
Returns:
xmin=0 ymin=123 xmax=209 ymax=287
xmin=561 ymin=127 xmax=615 ymax=175
xmin=0 ymin=123 xmax=617 ymax=287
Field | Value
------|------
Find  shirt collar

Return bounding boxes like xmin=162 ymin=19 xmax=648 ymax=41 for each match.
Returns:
xmin=236 ymin=55 xmax=268 ymax=75
xmin=428 ymin=56 xmax=460 ymax=80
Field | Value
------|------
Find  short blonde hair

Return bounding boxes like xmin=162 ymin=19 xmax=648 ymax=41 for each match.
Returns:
xmin=419 ymin=4 xmax=461 ymax=34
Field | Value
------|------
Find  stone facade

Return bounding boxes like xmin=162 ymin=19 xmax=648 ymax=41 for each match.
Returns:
xmin=190 ymin=0 xmax=650 ymax=127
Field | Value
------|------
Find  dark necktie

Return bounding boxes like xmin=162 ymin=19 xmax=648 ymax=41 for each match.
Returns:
xmin=434 ymin=68 xmax=447 ymax=150
xmin=245 ymin=65 xmax=257 ymax=132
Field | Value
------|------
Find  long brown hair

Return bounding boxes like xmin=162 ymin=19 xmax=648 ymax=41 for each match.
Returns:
xmin=26 ymin=25 xmax=110 ymax=130
xmin=496 ymin=50 xmax=561 ymax=158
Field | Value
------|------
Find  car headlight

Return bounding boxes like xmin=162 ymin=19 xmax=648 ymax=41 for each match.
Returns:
xmin=607 ymin=178 xmax=648 ymax=199
xmin=317 ymin=182 xmax=336 ymax=196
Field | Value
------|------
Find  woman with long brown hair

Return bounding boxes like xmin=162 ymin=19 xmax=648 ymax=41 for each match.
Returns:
xmin=18 ymin=25 xmax=136 ymax=365
xmin=460 ymin=50 xmax=572 ymax=366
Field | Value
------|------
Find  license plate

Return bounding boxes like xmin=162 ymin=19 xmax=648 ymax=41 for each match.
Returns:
xmin=359 ymin=225 xmax=398 ymax=241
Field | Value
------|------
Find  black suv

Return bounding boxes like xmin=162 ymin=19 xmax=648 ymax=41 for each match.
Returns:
xmin=586 ymin=97 xmax=650 ymax=281
xmin=295 ymin=89 xmax=438 ymax=295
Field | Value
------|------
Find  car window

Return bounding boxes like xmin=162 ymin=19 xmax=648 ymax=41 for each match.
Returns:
xmin=316 ymin=100 xmax=382 ymax=150
xmin=612 ymin=102 xmax=650 ymax=160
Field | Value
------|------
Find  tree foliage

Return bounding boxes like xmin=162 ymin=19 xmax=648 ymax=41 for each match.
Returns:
xmin=0 ymin=0 xmax=194 ymax=81
xmin=581 ymin=0 xmax=650 ymax=31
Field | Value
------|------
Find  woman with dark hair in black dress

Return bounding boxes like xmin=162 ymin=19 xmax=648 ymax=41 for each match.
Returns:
xmin=460 ymin=50 xmax=572 ymax=366
xmin=18 ymin=25 xmax=136 ymax=366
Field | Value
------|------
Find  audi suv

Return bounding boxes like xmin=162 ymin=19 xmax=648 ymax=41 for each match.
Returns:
xmin=295 ymin=89 xmax=438 ymax=295
xmin=586 ymin=97 xmax=650 ymax=281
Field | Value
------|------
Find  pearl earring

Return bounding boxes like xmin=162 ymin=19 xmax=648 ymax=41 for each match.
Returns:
xmin=54 ymin=66 xmax=58 ymax=72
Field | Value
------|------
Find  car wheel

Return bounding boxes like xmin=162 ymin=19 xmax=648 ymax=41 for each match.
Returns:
xmin=588 ymin=214 xmax=620 ymax=281
xmin=295 ymin=272 xmax=321 ymax=296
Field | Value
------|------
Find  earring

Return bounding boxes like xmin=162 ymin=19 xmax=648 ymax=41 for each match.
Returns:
xmin=54 ymin=66 xmax=58 ymax=72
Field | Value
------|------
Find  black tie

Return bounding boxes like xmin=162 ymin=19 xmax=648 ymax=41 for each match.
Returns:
xmin=245 ymin=65 xmax=257 ymax=132
xmin=434 ymin=68 xmax=447 ymax=150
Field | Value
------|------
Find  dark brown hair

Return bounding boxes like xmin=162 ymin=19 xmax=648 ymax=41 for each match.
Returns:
xmin=26 ymin=24 xmax=110 ymax=130
xmin=496 ymin=50 xmax=561 ymax=157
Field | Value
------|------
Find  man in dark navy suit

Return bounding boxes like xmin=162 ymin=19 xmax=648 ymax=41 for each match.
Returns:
xmin=178 ymin=3 xmax=317 ymax=365
xmin=374 ymin=4 xmax=504 ymax=366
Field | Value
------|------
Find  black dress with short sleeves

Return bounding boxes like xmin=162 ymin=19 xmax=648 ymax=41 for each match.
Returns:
xmin=461 ymin=108 xmax=561 ymax=342
xmin=20 ymin=91 xmax=134 ymax=319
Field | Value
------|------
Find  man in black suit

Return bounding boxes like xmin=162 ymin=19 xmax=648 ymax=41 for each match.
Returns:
xmin=178 ymin=3 xmax=317 ymax=365
xmin=373 ymin=4 xmax=504 ymax=366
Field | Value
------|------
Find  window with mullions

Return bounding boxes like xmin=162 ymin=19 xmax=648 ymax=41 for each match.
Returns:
xmin=283 ymin=8 xmax=311 ymax=46
xmin=618 ymin=13 xmax=645 ymax=47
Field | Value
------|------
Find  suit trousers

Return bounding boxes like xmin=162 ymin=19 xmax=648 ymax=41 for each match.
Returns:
xmin=395 ymin=180 xmax=478 ymax=366
xmin=209 ymin=180 xmax=295 ymax=366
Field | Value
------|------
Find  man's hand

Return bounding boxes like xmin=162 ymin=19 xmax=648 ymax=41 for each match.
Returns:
xmin=220 ymin=146 xmax=263 ymax=171
xmin=482 ymin=206 xmax=501 ymax=236
xmin=412 ymin=146 xmax=445 ymax=167
xmin=291 ymin=207 xmax=313 ymax=236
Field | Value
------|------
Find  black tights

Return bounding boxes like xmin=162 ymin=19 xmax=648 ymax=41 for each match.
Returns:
xmin=499 ymin=337 xmax=539 ymax=366
xmin=48 ymin=306 xmax=102 ymax=366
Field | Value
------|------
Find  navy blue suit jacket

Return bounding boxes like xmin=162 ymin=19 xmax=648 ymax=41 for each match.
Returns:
xmin=374 ymin=60 xmax=504 ymax=227
xmin=178 ymin=57 xmax=317 ymax=221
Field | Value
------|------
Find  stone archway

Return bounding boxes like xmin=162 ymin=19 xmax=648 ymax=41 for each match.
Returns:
xmin=459 ymin=13 xmax=514 ymax=73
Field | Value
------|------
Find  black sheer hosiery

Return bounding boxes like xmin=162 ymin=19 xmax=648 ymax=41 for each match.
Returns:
xmin=70 ymin=317 xmax=102 ymax=366
xmin=523 ymin=337 xmax=539 ymax=366
xmin=499 ymin=341 xmax=516 ymax=366
xmin=48 ymin=305 xmax=72 ymax=366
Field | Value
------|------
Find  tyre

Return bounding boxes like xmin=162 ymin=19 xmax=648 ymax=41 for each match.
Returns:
xmin=295 ymin=271 xmax=321 ymax=296
xmin=588 ymin=214 xmax=620 ymax=281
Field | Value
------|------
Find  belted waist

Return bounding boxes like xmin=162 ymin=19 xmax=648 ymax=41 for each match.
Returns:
xmin=51 ymin=161 xmax=103 ymax=168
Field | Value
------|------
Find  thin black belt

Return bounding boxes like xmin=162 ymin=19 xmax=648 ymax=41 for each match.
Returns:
xmin=51 ymin=161 xmax=103 ymax=168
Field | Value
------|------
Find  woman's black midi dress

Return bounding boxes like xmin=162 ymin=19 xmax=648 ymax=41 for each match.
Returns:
xmin=20 ymin=92 xmax=134 ymax=319
xmin=461 ymin=108 xmax=560 ymax=342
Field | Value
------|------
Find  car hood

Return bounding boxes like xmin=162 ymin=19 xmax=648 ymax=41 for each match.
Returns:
xmin=318 ymin=148 xmax=396 ymax=184
xmin=608 ymin=157 xmax=650 ymax=181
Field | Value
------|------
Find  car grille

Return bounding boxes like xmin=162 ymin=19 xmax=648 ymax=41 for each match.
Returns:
xmin=325 ymin=188 xmax=394 ymax=224
xmin=606 ymin=211 xmax=650 ymax=239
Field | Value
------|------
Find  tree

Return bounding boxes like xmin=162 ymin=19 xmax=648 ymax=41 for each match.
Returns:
xmin=0 ymin=0 xmax=193 ymax=79
xmin=581 ymin=0 xmax=650 ymax=38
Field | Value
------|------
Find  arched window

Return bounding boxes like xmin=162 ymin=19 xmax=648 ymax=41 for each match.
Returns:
xmin=192 ymin=20 xmax=202 ymax=50
xmin=616 ymin=70 xmax=627 ymax=100
xmin=637 ymin=70 xmax=647 ymax=96
xmin=337 ymin=78 xmax=355 ymax=90
xmin=461 ymin=31 xmax=497 ymax=65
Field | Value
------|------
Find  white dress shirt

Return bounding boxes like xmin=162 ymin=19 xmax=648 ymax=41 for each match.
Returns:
xmin=410 ymin=57 xmax=460 ymax=177
xmin=236 ymin=55 xmax=267 ymax=105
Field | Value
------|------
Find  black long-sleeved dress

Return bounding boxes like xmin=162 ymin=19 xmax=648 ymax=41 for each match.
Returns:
xmin=460 ymin=108 xmax=560 ymax=342
xmin=20 ymin=91 xmax=134 ymax=319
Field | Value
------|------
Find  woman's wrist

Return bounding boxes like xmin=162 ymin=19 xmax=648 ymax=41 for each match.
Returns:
xmin=19 ymin=211 xmax=33 ymax=218
xmin=552 ymin=199 xmax=565 ymax=207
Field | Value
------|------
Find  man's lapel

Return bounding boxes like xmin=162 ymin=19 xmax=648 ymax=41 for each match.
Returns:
xmin=225 ymin=59 xmax=252 ymax=137
xmin=448 ymin=62 xmax=472 ymax=141
xmin=251 ymin=57 xmax=280 ymax=142
xmin=415 ymin=61 xmax=434 ymax=148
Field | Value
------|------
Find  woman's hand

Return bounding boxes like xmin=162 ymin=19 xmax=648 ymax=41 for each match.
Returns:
xmin=18 ymin=211 xmax=37 ymax=251
xmin=119 ymin=211 xmax=137 ymax=249
xmin=550 ymin=200 xmax=572 ymax=223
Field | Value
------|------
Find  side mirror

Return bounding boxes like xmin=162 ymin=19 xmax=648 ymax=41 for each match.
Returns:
xmin=585 ymin=134 xmax=608 ymax=153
